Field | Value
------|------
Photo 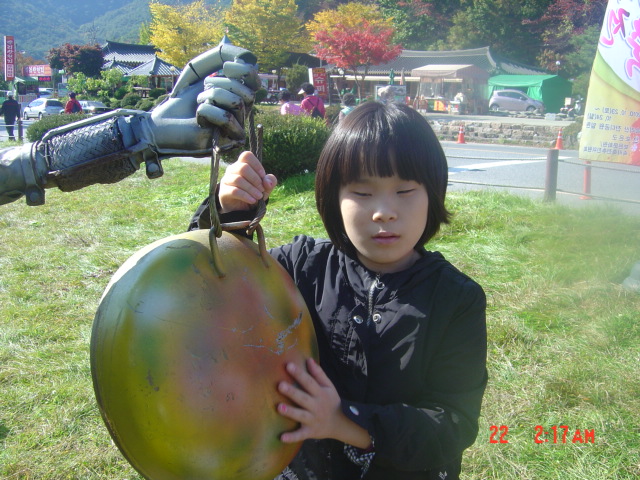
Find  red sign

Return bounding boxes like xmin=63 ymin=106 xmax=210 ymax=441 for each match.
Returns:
xmin=310 ymin=68 xmax=328 ymax=98
xmin=4 ymin=36 xmax=15 ymax=81
xmin=24 ymin=65 xmax=52 ymax=77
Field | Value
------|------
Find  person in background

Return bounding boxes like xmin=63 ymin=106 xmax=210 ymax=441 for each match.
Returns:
xmin=0 ymin=94 xmax=21 ymax=141
xmin=299 ymin=82 xmax=325 ymax=119
xmin=279 ymin=91 xmax=301 ymax=116
xmin=64 ymin=92 xmax=83 ymax=114
xmin=338 ymin=93 xmax=356 ymax=123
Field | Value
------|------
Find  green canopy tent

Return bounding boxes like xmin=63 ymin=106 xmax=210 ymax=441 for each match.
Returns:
xmin=488 ymin=74 xmax=572 ymax=113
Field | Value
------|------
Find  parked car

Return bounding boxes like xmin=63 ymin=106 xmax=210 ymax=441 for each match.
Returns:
xmin=22 ymin=98 xmax=65 ymax=119
xmin=79 ymin=100 xmax=111 ymax=115
xmin=38 ymin=88 xmax=54 ymax=98
xmin=489 ymin=89 xmax=544 ymax=113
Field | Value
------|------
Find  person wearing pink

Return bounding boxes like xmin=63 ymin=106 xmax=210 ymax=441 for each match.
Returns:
xmin=279 ymin=91 xmax=301 ymax=115
xmin=299 ymin=82 xmax=325 ymax=119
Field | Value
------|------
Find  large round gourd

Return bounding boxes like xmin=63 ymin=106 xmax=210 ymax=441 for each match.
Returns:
xmin=90 ymin=229 xmax=318 ymax=480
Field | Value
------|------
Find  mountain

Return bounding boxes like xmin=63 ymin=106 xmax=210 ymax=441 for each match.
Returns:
xmin=2 ymin=0 xmax=229 ymax=62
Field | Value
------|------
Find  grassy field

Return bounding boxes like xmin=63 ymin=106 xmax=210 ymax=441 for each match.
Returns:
xmin=0 ymin=159 xmax=639 ymax=479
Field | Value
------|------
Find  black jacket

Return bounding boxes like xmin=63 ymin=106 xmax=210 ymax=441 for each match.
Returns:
xmin=270 ymin=236 xmax=487 ymax=480
xmin=0 ymin=98 xmax=20 ymax=123
xmin=189 ymin=205 xmax=487 ymax=480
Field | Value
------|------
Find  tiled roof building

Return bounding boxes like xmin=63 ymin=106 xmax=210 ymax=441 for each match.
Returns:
xmin=102 ymin=41 xmax=160 ymax=69
xmin=349 ymin=46 xmax=547 ymax=79
xmin=101 ymin=41 xmax=181 ymax=93
xmin=127 ymin=55 xmax=181 ymax=77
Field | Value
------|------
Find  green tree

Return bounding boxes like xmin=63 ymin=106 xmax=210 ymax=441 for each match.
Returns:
xmin=282 ymin=63 xmax=309 ymax=94
xmin=66 ymin=72 xmax=89 ymax=96
xmin=139 ymin=21 xmax=152 ymax=45
xmin=446 ymin=0 xmax=543 ymax=66
xmin=562 ymin=24 xmax=601 ymax=99
xmin=225 ymin=0 xmax=308 ymax=72
xmin=376 ymin=0 xmax=461 ymax=50
xmin=149 ymin=0 xmax=224 ymax=67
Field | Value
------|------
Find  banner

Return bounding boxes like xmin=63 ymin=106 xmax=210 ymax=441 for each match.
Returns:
xmin=309 ymin=68 xmax=328 ymax=98
xmin=4 ymin=36 xmax=15 ymax=81
xmin=579 ymin=0 xmax=640 ymax=165
xmin=24 ymin=65 xmax=52 ymax=77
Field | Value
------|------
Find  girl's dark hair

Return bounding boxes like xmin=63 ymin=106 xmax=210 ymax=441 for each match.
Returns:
xmin=315 ymin=101 xmax=451 ymax=256
xmin=280 ymin=91 xmax=291 ymax=102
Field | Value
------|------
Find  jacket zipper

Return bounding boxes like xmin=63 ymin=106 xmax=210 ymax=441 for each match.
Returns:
xmin=368 ymin=274 xmax=384 ymax=324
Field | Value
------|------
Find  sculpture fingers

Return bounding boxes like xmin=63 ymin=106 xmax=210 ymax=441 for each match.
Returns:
xmin=196 ymin=103 xmax=245 ymax=141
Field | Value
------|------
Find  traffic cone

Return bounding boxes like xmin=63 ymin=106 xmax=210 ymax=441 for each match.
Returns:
xmin=456 ymin=125 xmax=466 ymax=144
xmin=554 ymin=128 xmax=564 ymax=149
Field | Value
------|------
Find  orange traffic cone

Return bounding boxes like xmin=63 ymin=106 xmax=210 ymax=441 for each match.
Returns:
xmin=555 ymin=128 xmax=564 ymax=149
xmin=456 ymin=125 xmax=466 ymax=144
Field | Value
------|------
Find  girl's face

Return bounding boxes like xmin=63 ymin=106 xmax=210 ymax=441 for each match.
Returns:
xmin=339 ymin=173 xmax=429 ymax=273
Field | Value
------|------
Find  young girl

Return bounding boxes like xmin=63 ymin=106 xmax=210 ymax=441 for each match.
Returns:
xmin=197 ymin=101 xmax=487 ymax=479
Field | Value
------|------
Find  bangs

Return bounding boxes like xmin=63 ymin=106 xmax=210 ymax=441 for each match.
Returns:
xmin=333 ymin=103 xmax=431 ymax=185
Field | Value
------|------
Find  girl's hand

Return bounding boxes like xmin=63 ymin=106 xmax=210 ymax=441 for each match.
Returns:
xmin=277 ymin=358 xmax=371 ymax=449
xmin=218 ymin=151 xmax=277 ymax=213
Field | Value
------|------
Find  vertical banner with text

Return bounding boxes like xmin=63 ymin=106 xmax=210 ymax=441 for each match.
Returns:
xmin=579 ymin=0 xmax=640 ymax=165
xmin=309 ymin=68 xmax=328 ymax=99
xmin=4 ymin=36 xmax=16 ymax=82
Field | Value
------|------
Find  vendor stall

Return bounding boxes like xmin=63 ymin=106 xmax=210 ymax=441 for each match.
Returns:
xmin=410 ymin=64 xmax=489 ymax=114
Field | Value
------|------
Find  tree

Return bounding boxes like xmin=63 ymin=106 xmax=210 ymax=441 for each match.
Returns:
xmin=306 ymin=2 xmax=393 ymax=39
xmin=139 ymin=21 xmax=152 ymax=45
xmin=314 ymin=21 xmax=402 ymax=99
xmin=224 ymin=0 xmax=308 ymax=72
xmin=282 ymin=63 xmax=309 ymax=94
xmin=376 ymin=0 xmax=461 ymax=50
xmin=446 ymin=0 xmax=544 ymax=66
xmin=47 ymin=43 xmax=104 ymax=77
xmin=307 ymin=2 xmax=401 ymax=98
xmin=533 ymin=0 xmax=607 ymax=71
xmin=149 ymin=0 xmax=224 ymax=68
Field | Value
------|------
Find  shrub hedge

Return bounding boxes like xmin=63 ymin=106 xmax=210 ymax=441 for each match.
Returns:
xmin=25 ymin=114 xmax=88 ymax=142
xmin=222 ymin=110 xmax=331 ymax=180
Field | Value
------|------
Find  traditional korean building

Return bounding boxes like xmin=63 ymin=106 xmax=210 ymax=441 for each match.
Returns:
xmin=101 ymin=40 xmax=180 ymax=93
xmin=327 ymin=46 xmax=548 ymax=113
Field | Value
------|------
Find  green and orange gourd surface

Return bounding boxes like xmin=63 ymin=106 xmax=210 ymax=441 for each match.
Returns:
xmin=91 ymin=195 xmax=318 ymax=477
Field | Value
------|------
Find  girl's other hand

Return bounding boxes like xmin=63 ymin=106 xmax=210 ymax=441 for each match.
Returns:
xmin=219 ymin=151 xmax=277 ymax=213
xmin=277 ymin=358 xmax=371 ymax=449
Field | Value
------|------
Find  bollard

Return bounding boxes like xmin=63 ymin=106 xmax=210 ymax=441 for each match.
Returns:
xmin=17 ymin=118 xmax=23 ymax=141
xmin=580 ymin=161 xmax=592 ymax=200
xmin=544 ymin=148 xmax=559 ymax=202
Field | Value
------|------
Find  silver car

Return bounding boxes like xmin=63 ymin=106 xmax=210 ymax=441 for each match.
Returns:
xmin=79 ymin=100 xmax=111 ymax=115
xmin=22 ymin=98 xmax=65 ymax=120
xmin=489 ymin=89 xmax=544 ymax=113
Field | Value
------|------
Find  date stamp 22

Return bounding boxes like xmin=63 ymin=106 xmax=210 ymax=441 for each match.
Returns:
xmin=489 ymin=425 xmax=595 ymax=444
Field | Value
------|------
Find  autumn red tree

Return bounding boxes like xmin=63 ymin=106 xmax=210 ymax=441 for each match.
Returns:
xmin=314 ymin=21 xmax=402 ymax=99
xmin=48 ymin=43 xmax=104 ymax=78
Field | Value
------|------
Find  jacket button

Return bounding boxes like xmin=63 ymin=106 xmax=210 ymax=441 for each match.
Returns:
xmin=372 ymin=313 xmax=382 ymax=324
xmin=352 ymin=315 xmax=363 ymax=324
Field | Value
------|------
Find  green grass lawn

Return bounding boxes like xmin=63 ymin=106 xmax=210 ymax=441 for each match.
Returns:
xmin=0 ymin=159 xmax=639 ymax=479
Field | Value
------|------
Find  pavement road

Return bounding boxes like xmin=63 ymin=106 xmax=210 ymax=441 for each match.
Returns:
xmin=442 ymin=141 xmax=640 ymax=217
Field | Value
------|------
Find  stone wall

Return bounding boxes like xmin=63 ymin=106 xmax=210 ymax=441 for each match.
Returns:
xmin=429 ymin=119 xmax=578 ymax=148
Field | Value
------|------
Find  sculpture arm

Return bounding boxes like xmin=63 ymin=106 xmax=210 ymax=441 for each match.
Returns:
xmin=0 ymin=43 xmax=259 ymax=206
